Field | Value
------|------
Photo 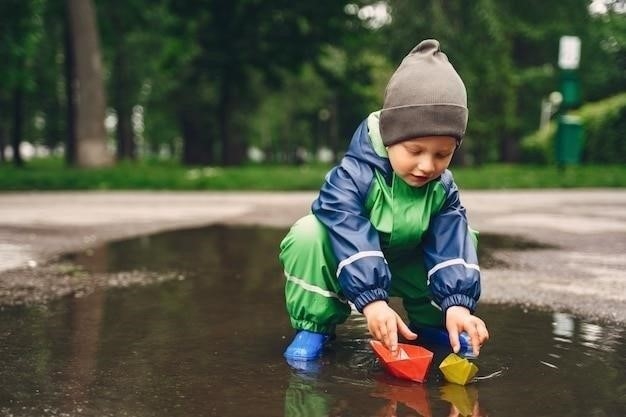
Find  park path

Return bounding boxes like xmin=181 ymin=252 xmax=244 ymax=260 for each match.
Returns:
xmin=0 ymin=190 xmax=625 ymax=322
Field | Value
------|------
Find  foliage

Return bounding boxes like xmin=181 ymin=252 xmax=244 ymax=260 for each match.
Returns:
xmin=0 ymin=0 xmax=46 ymax=160
xmin=579 ymin=93 xmax=626 ymax=163
xmin=245 ymin=64 xmax=331 ymax=162
xmin=30 ymin=0 xmax=66 ymax=150
xmin=1 ymin=0 xmax=624 ymax=170
xmin=582 ymin=7 xmax=626 ymax=101
xmin=519 ymin=124 xmax=556 ymax=164
xmin=245 ymin=43 xmax=394 ymax=163
xmin=156 ymin=0 xmax=365 ymax=165
xmin=520 ymin=92 xmax=626 ymax=163
xmin=0 ymin=0 xmax=45 ymax=91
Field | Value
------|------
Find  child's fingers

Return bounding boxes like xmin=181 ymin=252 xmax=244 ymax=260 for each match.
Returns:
xmin=383 ymin=320 xmax=398 ymax=355
xmin=447 ymin=327 xmax=460 ymax=353
xmin=474 ymin=320 xmax=489 ymax=348
xmin=463 ymin=323 xmax=480 ymax=356
xmin=363 ymin=302 xmax=403 ymax=355
xmin=369 ymin=321 xmax=395 ymax=354
xmin=466 ymin=319 xmax=489 ymax=356
xmin=368 ymin=322 xmax=382 ymax=342
xmin=469 ymin=327 xmax=481 ymax=356
xmin=477 ymin=321 xmax=490 ymax=343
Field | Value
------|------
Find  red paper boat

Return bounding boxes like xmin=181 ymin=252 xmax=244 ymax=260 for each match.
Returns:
xmin=370 ymin=340 xmax=434 ymax=383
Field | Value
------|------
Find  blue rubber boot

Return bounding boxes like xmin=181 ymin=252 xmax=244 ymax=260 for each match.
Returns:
xmin=284 ymin=330 xmax=329 ymax=361
xmin=410 ymin=325 xmax=474 ymax=357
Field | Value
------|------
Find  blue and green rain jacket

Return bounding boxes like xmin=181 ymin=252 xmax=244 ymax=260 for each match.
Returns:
xmin=311 ymin=112 xmax=481 ymax=314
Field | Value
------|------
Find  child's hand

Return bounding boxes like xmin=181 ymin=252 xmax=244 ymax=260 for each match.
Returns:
xmin=445 ymin=306 xmax=489 ymax=356
xmin=363 ymin=300 xmax=417 ymax=356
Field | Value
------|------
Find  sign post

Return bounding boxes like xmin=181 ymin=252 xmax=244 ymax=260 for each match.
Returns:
xmin=555 ymin=36 xmax=584 ymax=165
xmin=558 ymin=36 xmax=582 ymax=109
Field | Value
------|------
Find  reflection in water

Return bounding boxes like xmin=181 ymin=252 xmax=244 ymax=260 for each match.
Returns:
xmin=284 ymin=374 xmax=332 ymax=417
xmin=371 ymin=380 xmax=436 ymax=417
xmin=439 ymin=384 xmax=480 ymax=417
xmin=62 ymin=289 xmax=105 ymax=409
xmin=284 ymin=372 xmax=487 ymax=417
xmin=0 ymin=225 xmax=624 ymax=417
xmin=60 ymin=246 xmax=108 ymax=410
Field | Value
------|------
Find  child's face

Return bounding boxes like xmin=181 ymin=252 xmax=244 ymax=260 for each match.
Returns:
xmin=387 ymin=136 xmax=457 ymax=187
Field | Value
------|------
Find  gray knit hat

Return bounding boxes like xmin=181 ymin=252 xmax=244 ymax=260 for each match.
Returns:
xmin=379 ymin=39 xmax=468 ymax=146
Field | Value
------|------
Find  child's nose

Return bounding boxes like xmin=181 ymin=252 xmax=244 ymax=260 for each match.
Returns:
xmin=417 ymin=156 xmax=435 ymax=174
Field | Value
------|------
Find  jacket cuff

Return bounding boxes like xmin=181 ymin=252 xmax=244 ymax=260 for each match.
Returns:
xmin=440 ymin=294 xmax=477 ymax=313
xmin=354 ymin=289 xmax=389 ymax=312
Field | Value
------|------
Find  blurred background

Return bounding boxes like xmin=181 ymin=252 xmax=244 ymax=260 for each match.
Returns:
xmin=0 ymin=0 xmax=624 ymax=171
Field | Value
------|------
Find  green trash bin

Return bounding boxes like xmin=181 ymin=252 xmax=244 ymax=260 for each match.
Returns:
xmin=559 ymin=70 xmax=581 ymax=109
xmin=555 ymin=114 xmax=584 ymax=164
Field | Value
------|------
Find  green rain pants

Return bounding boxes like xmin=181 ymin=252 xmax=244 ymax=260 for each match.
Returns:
xmin=280 ymin=214 xmax=449 ymax=334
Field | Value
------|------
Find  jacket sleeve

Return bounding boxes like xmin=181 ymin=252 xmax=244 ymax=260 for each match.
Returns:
xmin=422 ymin=172 xmax=481 ymax=313
xmin=311 ymin=156 xmax=391 ymax=312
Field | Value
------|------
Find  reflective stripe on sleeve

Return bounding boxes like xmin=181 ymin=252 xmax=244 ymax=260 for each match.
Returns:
xmin=336 ymin=250 xmax=386 ymax=278
xmin=427 ymin=258 xmax=480 ymax=283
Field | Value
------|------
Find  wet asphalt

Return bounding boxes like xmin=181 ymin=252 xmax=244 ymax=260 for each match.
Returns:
xmin=0 ymin=190 xmax=624 ymax=322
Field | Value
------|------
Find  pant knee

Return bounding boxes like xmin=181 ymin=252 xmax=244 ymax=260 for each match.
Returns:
xmin=280 ymin=215 xmax=330 ymax=264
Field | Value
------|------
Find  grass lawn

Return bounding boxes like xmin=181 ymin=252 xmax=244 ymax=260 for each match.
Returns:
xmin=0 ymin=158 xmax=625 ymax=191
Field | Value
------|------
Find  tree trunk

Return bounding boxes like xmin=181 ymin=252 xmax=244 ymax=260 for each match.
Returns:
xmin=0 ymin=96 xmax=6 ymax=163
xmin=63 ymin=9 xmax=76 ymax=165
xmin=11 ymin=87 xmax=24 ymax=167
xmin=113 ymin=48 xmax=135 ymax=160
xmin=500 ymin=134 xmax=520 ymax=163
xmin=66 ymin=0 xmax=112 ymax=167
xmin=329 ymin=94 xmax=340 ymax=163
xmin=218 ymin=81 xmax=245 ymax=166
xmin=180 ymin=109 xmax=213 ymax=165
xmin=218 ymin=84 xmax=232 ymax=165
xmin=0 ymin=123 xmax=6 ymax=163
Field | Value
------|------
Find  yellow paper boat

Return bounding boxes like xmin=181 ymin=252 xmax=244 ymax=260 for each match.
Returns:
xmin=438 ymin=353 xmax=478 ymax=385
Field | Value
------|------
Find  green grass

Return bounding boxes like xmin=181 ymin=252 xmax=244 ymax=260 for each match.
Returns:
xmin=1 ymin=158 xmax=625 ymax=191
xmin=453 ymin=164 xmax=626 ymax=189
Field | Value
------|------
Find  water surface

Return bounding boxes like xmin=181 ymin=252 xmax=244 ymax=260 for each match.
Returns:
xmin=0 ymin=225 xmax=624 ymax=416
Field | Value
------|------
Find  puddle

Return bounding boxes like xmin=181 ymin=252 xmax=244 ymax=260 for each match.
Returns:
xmin=0 ymin=225 xmax=624 ymax=417
xmin=477 ymin=233 xmax=555 ymax=268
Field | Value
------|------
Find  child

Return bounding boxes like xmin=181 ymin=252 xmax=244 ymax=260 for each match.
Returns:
xmin=279 ymin=39 xmax=489 ymax=362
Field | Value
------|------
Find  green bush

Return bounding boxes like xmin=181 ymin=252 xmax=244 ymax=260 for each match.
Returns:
xmin=520 ymin=124 xmax=556 ymax=164
xmin=521 ymin=92 xmax=626 ymax=163
xmin=579 ymin=94 xmax=626 ymax=163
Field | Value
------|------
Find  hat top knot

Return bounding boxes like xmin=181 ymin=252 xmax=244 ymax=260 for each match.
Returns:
xmin=411 ymin=39 xmax=440 ymax=55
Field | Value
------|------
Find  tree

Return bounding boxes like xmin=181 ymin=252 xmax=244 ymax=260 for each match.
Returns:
xmin=97 ymin=0 xmax=159 ymax=161
xmin=0 ymin=0 xmax=45 ymax=166
xmin=244 ymin=3 xmax=392 ymax=164
xmin=581 ymin=6 xmax=626 ymax=101
xmin=164 ymin=0 xmax=360 ymax=165
xmin=66 ymin=0 xmax=112 ymax=167
xmin=31 ymin=0 xmax=67 ymax=155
